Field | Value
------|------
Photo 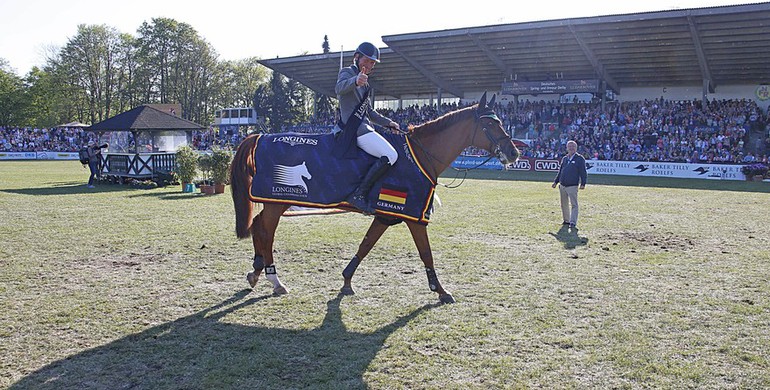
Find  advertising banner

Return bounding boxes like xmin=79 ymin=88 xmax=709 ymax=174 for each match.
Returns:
xmin=451 ymin=156 xmax=747 ymax=180
xmin=0 ymin=152 xmax=37 ymax=160
xmin=585 ymin=160 xmax=745 ymax=181
xmin=501 ymin=80 xmax=600 ymax=95
xmin=36 ymin=152 xmax=79 ymax=160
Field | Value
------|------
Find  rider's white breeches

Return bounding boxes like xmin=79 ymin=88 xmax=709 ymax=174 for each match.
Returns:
xmin=357 ymin=131 xmax=398 ymax=165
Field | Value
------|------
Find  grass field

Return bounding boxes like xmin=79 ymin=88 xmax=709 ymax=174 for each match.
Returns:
xmin=1 ymin=160 xmax=769 ymax=389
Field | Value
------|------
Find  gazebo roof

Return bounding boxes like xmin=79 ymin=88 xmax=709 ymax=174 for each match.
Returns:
xmin=87 ymin=105 xmax=205 ymax=132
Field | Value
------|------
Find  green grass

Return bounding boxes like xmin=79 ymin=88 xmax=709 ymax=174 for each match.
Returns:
xmin=1 ymin=160 xmax=769 ymax=389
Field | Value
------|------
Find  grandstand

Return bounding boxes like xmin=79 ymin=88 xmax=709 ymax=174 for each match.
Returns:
xmin=259 ymin=3 xmax=770 ymax=112
xmin=254 ymin=3 xmax=769 ymax=167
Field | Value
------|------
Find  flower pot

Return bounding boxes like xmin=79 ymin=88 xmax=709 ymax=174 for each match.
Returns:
xmin=182 ymin=183 xmax=195 ymax=193
xmin=754 ymin=175 xmax=765 ymax=182
xmin=200 ymin=184 xmax=215 ymax=195
xmin=214 ymin=183 xmax=225 ymax=194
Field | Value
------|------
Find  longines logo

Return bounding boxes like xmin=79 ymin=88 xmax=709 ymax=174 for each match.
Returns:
xmin=272 ymin=162 xmax=312 ymax=197
xmin=272 ymin=136 xmax=318 ymax=147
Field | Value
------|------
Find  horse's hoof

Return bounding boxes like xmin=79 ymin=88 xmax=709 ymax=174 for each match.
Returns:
xmin=246 ymin=272 xmax=258 ymax=288
xmin=439 ymin=293 xmax=456 ymax=304
xmin=273 ymin=286 xmax=289 ymax=295
xmin=340 ymin=286 xmax=355 ymax=295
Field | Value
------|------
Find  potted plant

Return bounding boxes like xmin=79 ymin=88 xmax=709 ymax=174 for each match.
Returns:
xmin=198 ymin=153 xmax=215 ymax=194
xmin=175 ymin=145 xmax=198 ymax=192
xmin=210 ymin=147 xmax=232 ymax=194
xmin=741 ymin=163 xmax=769 ymax=181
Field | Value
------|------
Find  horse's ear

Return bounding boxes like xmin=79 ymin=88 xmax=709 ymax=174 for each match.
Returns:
xmin=488 ymin=94 xmax=496 ymax=108
xmin=479 ymin=92 xmax=487 ymax=108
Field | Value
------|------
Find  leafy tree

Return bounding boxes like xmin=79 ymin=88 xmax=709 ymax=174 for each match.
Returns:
xmin=23 ymin=67 xmax=68 ymax=127
xmin=266 ymin=70 xmax=290 ymax=131
xmin=286 ymin=77 xmax=310 ymax=125
xmin=0 ymin=60 xmax=28 ymax=126
xmin=58 ymin=24 xmax=124 ymax=124
xmin=315 ymin=92 xmax=337 ymax=124
xmin=135 ymin=17 xmax=220 ymax=124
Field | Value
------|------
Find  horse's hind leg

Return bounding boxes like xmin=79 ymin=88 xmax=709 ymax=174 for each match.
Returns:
xmin=249 ymin=204 xmax=290 ymax=295
xmin=340 ymin=217 xmax=391 ymax=295
xmin=246 ymin=212 xmax=264 ymax=288
xmin=406 ymin=221 xmax=455 ymax=304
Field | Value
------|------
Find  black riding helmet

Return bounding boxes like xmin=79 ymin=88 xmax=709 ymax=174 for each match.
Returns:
xmin=355 ymin=42 xmax=380 ymax=63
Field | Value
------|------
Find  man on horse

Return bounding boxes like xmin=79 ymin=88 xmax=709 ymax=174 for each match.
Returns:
xmin=333 ymin=41 xmax=401 ymax=214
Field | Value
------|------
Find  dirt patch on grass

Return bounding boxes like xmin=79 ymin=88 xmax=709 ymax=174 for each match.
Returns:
xmin=600 ymin=231 xmax=696 ymax=251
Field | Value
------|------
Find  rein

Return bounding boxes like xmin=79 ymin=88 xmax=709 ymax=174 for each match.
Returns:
xmin=406 ymin=112 xmax=509 ymax=189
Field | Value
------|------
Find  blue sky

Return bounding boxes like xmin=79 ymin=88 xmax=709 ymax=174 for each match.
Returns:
xmin=0 ymin=0 xmax=757 ymax=76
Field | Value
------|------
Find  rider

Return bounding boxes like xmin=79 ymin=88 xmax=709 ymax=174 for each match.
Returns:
xmin=333 ymin=42 xmax=401 ymax=213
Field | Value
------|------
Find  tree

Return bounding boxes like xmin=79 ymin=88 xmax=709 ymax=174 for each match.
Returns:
xmin=266 ymin=70 xmax=290 ymax=131
xmin=58 ymin=24 xmax=124 ymax=124
xmin=23 ymin=67 xmax=68 ymax=127
xmin=0 ymin=59 xmax=33 ymax=126
xmin=135 ymin=18 xmax=220 ymax=124
xmin=322 ymin=35 xmax=330 ymax=54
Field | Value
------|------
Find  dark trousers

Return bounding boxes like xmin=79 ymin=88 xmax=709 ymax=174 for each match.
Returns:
xmin=88 ymin=160 xmax=99 ymax=185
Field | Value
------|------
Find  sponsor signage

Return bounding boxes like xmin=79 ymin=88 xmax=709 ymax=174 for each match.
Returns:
xmin=534 ymin=159 xmax=560 ymax=172
xmin=501 ymin=79 xmax=600 ymax=95
xmin=585 ymin=160 xmax=746 ymax=181
xmin=450 ymin=156 xmax=746 ymax=181
xmin=0 ymin=152 xmax=38 ymax=160
xmin=450 ymin=156 xmax=505 ymax=170
xmin=0 ymin=152 xmax=79 ymax=160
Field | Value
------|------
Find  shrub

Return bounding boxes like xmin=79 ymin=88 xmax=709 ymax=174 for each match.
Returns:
xmin=198 ymin=153 xmax=213 ymax=185
xmin=741 ymin=163 xmax=769 ymax=177
xmin=210 ymin=148 xmax=233 ymax=185
xmin=176 ymin=146 xmax=198 ymax=184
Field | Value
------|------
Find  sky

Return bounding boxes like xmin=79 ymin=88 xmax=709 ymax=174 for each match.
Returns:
xmin=0 ymin=0 xmax=763 ymax=76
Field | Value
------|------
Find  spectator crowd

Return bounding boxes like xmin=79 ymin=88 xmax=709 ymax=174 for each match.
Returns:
xmin=3 ymin=98 xmax=769 ymax=165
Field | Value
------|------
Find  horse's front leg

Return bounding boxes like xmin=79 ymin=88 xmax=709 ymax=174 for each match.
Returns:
xmin=406 ymin=222 xmax=455 ymax=304
xmin=341 ymin=217 xmax=392 ymax=295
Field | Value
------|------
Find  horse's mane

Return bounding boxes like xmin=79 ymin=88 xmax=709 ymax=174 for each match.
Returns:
xmin=409 ymin=104 xmax=478 ymax=137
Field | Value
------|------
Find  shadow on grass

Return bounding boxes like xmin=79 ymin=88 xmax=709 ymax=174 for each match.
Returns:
xmin=0 ymin=183 xmax=130 ymax=196
xmin=443 ymin=168 xmax=770 ymax=193
xmin=126 ymin=191 xmax=226 ymax=201
xmin=10 ymin=289 xmax=438 ymax=389
xmin=549 ymin=225 xmax=589 ymax=249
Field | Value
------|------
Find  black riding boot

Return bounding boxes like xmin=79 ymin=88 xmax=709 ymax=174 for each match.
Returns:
xmin=348 ymin=156 xmax=391 ymax=214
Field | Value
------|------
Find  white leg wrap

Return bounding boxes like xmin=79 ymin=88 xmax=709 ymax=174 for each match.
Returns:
xmin=265 ymin=265 xmax=282 ymax=289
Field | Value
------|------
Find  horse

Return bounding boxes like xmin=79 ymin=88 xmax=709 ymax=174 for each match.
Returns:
xmin=230 ymin=92 xmax=520 ymax=304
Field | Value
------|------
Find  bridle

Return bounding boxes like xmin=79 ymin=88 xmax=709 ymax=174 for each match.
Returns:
xmin=476 ymin=112 xmax=512 ymax=164
xmin=407 ymin=109 xmax=512 ymax=188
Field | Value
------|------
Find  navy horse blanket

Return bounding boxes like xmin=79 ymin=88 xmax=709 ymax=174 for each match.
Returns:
xmin=249 ymin=132 xmax=436 ymax=224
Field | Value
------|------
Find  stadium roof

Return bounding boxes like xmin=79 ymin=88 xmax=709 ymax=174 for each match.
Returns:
xmin=258 ymin=2 xmax=770 ymax=100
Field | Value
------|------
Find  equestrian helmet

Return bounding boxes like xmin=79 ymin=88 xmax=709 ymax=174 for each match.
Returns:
xmin=355 ymin=42 xmax=380 ymax=63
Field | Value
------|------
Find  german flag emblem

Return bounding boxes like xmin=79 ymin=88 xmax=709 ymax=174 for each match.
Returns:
xmin=378 ymin=185 xmax=408 ymax=205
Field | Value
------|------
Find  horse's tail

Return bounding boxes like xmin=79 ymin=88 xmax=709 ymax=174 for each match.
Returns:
xmin=231 ymin=134 xmax=261 ymax=239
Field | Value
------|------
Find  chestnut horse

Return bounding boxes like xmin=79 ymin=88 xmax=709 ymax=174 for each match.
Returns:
xmin=230 ymin=93 xmax=519 ymax=304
